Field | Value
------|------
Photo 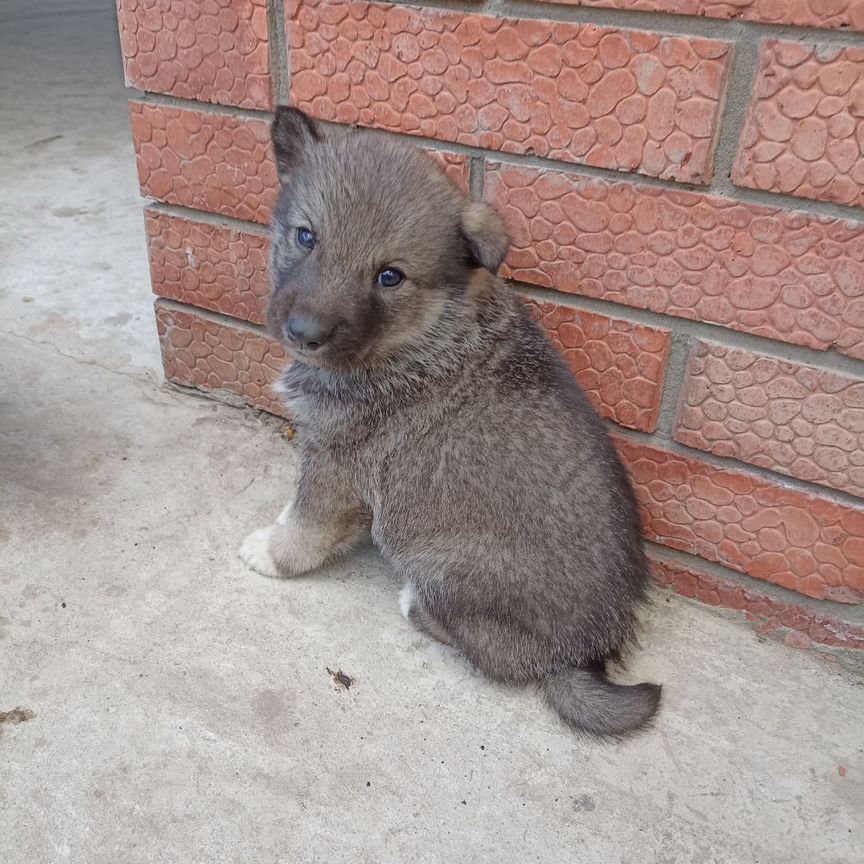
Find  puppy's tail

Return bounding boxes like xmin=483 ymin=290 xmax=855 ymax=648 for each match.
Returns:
xmin=541 ymin=664 xmax=661 ymax=738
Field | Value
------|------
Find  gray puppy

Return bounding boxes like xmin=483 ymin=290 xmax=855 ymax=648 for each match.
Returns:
xmin=241 ymin=107 xmax=661 ymax=737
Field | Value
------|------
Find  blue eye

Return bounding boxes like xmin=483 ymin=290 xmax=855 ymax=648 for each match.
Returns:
xmin=377 ymin=268 xmax=404 ymax=288
xmin=297 ymin=227 xmax=315 ymax=250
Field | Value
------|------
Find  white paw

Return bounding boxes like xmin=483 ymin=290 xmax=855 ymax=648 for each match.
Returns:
xmin=398 ymin=583 xmax=416 ymax=620
xmin=276 ymin=503 xmax=292 ymax=526
xmin=240 ymin=527 xmax=279 ymax=577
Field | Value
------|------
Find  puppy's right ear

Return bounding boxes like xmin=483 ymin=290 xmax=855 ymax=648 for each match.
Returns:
xmin=271 ymin=106 xmax=321 ymax=185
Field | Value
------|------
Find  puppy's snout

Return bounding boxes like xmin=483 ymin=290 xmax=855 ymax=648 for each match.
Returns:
xmin=286 ymin=315 xmax=334 ymax=351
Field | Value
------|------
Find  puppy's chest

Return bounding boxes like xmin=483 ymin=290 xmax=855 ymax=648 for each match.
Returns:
xmin=287 ymin=373 xmax=459 ymax=489
xmin=305 ymin=400 xmax=442 ymax=486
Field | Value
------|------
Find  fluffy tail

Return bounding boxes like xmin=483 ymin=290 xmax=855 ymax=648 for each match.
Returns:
xmin=541 ymin=665 xmax=661 ymax=738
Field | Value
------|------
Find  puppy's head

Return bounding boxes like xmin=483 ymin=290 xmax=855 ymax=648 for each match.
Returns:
xmin=267 ymin=107 xmax=509 ymax=370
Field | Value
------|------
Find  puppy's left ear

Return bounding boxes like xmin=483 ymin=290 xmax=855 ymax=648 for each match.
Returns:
xmin=271 ymin=106 xmax=321 ymax=185
xmin=461 ymin=202 xmax=510 ymax=273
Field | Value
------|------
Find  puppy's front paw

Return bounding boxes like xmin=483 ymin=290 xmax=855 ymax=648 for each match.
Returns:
xmin=240 ymin=527 xmax=279 ymax=577
xmin=398 ymin=583 xmax=416 ymax=620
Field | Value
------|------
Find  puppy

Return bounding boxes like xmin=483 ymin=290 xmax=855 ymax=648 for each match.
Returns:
xmin=241 ymin=107 xmax=661 ymax=737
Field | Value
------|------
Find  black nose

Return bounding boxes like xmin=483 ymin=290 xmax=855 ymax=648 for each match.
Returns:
xmin=286 ymin=316 xmax=333 ymax=351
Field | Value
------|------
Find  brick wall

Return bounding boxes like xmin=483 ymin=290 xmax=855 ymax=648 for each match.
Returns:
xmin=118 ymin=0 xmax=864 ymax=653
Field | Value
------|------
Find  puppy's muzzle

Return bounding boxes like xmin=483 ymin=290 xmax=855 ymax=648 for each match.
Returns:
xmin=286 ymin=315 xmax=335 ymax=352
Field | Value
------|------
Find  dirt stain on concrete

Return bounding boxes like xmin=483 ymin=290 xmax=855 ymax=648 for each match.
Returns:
xmin=0 ymin=706 xmax=35 ymax=738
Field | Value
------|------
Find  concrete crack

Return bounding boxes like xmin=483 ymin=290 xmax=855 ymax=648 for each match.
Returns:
xmin=0 ymin=327 xmax=158 ymax=386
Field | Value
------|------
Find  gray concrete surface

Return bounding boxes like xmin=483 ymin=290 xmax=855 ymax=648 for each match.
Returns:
xmin=1 ymin=2 xmax=863 ymax=863
xmin=0 ymin=0 xmax=161 ymax=377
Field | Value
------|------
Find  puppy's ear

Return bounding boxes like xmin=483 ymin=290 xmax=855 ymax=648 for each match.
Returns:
xmin=271 ymin=106 xmax=321 ymax=184
xmin=461 ymin=202 xmax=510 ymax=273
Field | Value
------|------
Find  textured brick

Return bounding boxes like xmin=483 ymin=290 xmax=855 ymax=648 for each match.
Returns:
xmin=539 ymin=1 xmax=864 ymax=32
xmin=156 ymin=301 xmax=287 ymax=416
xmin=676 ymin=342 xmax=864 ymax=498
xmin=488 ymin=163 xmax=864 ymax=360
xmin=733 ymin=41 xmax=864 ymax=207
xmin=145 ymin=209 xmax=270 ymax=325
xmin=651 ymin=556 xmax=864 ymax=652
xmin=118 ymin=0 xmax=272 ymax=109
xmin=616 ymin=438 xmax=864 ymax=603
xmin=526 ymin=301 xmax=669 ymax=432
xmin=130 ymin=101 xmax=278 ymax=223
xmin=130 ymin=103 xmax=469 ymax=222
xmin=287 ymin=0 xmax=731 ymax=183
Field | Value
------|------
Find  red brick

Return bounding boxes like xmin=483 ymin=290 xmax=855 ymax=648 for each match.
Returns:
xmin=118 ymin=0 xmax=272 ymax=109
xmin=616 ymin=437 xmax=864 ymax=603
xmin=733 ymin=41 xmax=864 ymax=207
xmin=130 ymin=102 xmax=278 ymax=223
xmin=286 ymin=0 xmax=731 ymax=184
xmin=675 ymin=342 xmax=864 ymax=498
xmin=487 ymin=163 xmax=864 ymax=360
xmin=130 ymin=103 xmax=470 ymax=222
xmin=536 ymin=1 xmax=864 ymax=32
xmin=155 ymin=301 xmax=287 ymax=416
xmin=651 ymin=555 xmax=864 ymax=651
xmin=146 ymin=209 xmax=270 ymax=325
xmin=526 ymin=300 xmax=669 ymax=432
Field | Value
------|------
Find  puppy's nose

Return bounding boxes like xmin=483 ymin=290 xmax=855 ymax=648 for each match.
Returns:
xmin=286 ymin=316 xmax=333 ymax=351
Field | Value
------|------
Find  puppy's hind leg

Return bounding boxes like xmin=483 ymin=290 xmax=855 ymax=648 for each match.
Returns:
xmin=398 ymin=583 xmax=417 ymax=620
xmin=399 ymin=583 xmax=457 ymax=649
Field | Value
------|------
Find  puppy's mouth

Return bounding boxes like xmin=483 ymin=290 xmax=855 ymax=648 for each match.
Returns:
xmin=280 ymin=331 xmax=365 ymax=372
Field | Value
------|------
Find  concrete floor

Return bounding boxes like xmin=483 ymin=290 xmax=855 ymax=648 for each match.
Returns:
xmin=1 ymin=2 xmax=862 ymax=862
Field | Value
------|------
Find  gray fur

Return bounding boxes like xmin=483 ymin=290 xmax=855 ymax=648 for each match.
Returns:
xmin=245 ymin=106 xmax=662 ymax=738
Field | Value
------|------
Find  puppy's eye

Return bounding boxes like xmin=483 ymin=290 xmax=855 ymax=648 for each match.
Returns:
xmin=296 ymin=227 xmax=315 ymax=250
xmin=377 ymin=268 xmax=404 ymax=288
